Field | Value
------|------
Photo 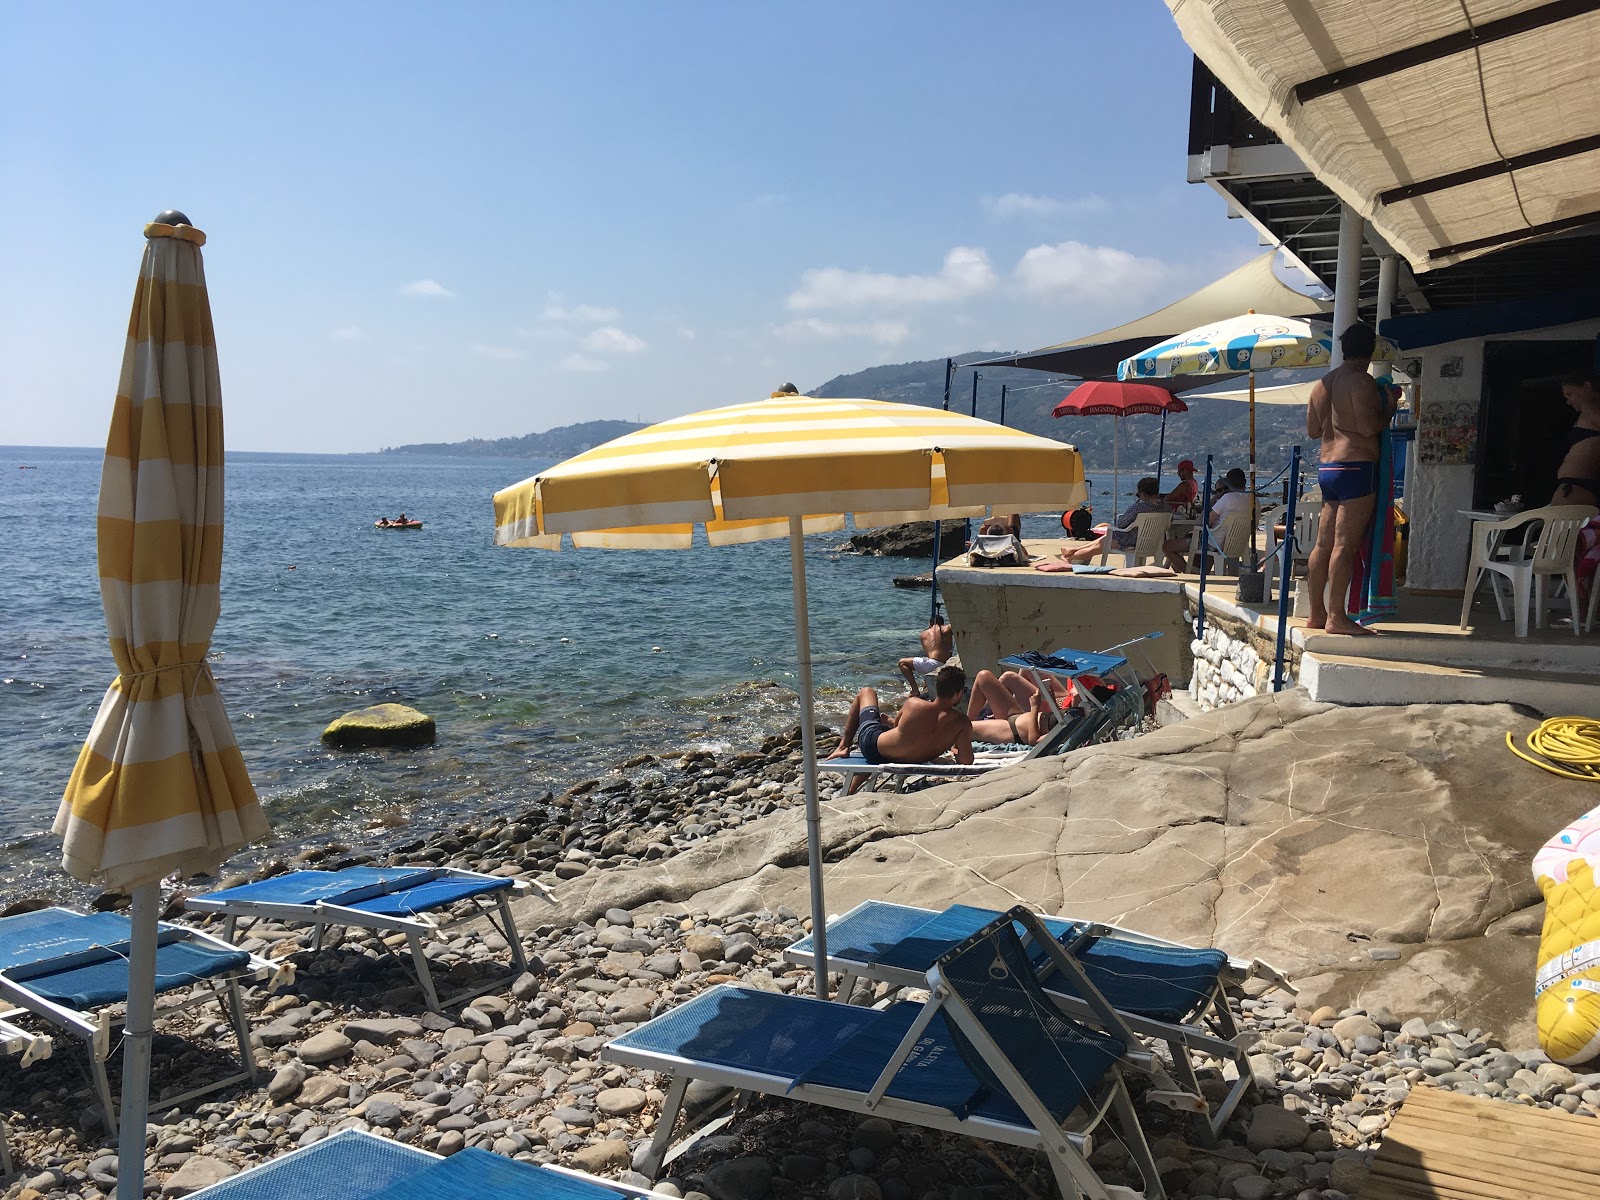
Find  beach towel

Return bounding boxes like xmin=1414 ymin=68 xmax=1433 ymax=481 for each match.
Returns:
xmin=1348 ymin=430 xmax=1398 ymax=624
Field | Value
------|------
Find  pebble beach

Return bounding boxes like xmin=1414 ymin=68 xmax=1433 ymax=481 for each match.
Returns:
xmin=4 ymin=726 xmax=1598 ymax=1200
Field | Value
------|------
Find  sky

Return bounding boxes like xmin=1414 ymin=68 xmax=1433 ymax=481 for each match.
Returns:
xmin=1 ymin=2 xmax=1268 ymax=454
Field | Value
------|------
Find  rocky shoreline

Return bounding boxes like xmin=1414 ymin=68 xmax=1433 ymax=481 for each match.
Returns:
xmin=3 ymin=726 xmax=1597 ymax=1200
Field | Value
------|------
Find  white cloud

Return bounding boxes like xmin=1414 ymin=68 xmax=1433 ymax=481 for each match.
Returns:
xmin=541 ymin=301 xmax=620 ymax=323
xmin=677 ymin=326 xmax=697 ymax=341
xmin=332 ymin=325 xmax=365 ymax=341
xmin=984 ymin=192 xmax=1108 ymax=219
xmin=787 ymin=247 xmax=996 ymax=311
xmin=400 ymin=279 xmax=454 ymax=298
xmin=772 ymin=317 xmax=911 ymax=346
xmin=470 ymin=344 xmax=525 ymax=360
xmin=1012 ymin=241 xmax=1168 ymax=298
xmin=581 ymin=326 xmax=647 ymax=354
xmin=559 ymin=354 xmax=609 ymax=373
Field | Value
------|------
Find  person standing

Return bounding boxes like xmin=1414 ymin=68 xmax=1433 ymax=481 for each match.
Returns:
xmin=1553 ymin=370 xmax=1600 ymax=508
xmin=1305 ymin=323 xmax=1396 ymax=635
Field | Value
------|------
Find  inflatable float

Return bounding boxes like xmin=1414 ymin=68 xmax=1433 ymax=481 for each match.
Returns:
xmin=375 ymin=520 xmax=423 ymax=530
xmin=1533 ymin=802 xmax=1600 ymax=1065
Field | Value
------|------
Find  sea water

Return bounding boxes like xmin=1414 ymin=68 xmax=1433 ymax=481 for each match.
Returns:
xmin=1 ymin=446 xmax=951 ymax=897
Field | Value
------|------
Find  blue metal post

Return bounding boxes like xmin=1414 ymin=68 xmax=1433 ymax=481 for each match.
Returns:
xmin=941 ymin=357 xmax=954 ymax=411
xmin=1195 ymin=455 xmax=1214 ymax=641
xmin=998 ymin=383 xmax=1008 ymax=427
xmin=931 ymin=357 xmax=954 ymax=620
xmin=1271 ymin=446 xmax=1302 ymax=692
xmin=969 ymin=371 xmax=981 ymax=416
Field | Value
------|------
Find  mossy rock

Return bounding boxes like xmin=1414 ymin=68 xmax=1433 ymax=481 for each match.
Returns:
xmin=321 ymin=703 xmax=436 ymax=749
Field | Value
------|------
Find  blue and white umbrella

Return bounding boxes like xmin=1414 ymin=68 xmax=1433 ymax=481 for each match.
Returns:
xmin=1117 ymin=314 xmax=1394 ymax=381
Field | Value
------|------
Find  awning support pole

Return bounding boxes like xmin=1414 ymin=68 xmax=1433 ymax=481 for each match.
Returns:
xmin=1272 ymin=446 xmax=1302 ymax=691
xmin=788 ymin=516 xmax=828 ymax=1001
xmin=1195 ymin=455 xmax=1214 ymax=642
xmin=1331 ymin=205 xmax=1364 ymax=367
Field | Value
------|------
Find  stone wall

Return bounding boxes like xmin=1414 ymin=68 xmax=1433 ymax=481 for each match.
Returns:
xmin=1184 ymin=597 xmax=1300 ymax=710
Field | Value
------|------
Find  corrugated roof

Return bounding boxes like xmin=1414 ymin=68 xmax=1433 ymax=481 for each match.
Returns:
xmin=1170 ymin=0 xmax=1600 ymax=271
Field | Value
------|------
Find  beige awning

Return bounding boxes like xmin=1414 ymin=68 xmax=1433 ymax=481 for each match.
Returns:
xmin=975 ymin=250 xmax=1328 ymax=378
xmin=1169 ymin=0 xmax=1600 ymax=272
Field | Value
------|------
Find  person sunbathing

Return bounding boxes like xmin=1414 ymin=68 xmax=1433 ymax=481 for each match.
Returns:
xmin=827 ymin=665 xmax=973 ymax=792
xmin=965 ymin=668 xmax=1066 ymax=746
xmin=897 ymin=612 xmax=954 ymax=696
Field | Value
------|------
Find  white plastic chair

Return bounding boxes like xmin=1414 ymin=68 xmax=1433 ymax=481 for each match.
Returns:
xmin=1099 ymin=510 xmax=1173 ymax=567
xmin=1459 ymin=505 xmax=1597 ymax=637
xmin=1190 ymin=510 xmax=1252 ymax=576
xmin=1263 ymin=506 xmax=1319 ymax=603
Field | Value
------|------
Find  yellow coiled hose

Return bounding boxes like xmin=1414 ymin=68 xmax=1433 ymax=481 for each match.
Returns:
xmin=1506 ymin=717 xmax=1600 ymax=781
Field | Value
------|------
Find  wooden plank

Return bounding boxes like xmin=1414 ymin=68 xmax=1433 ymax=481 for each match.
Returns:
xmin=1356 ymin=1085 xmax=1600 ymax=1200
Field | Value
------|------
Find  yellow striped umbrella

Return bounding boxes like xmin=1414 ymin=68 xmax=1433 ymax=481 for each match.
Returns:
xmin=54 ymin=213 xmax=265 ymax=1199
xmin=493 ymin=395 xmax=1084 ymax=996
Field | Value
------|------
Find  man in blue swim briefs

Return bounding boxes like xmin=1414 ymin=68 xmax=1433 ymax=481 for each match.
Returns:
xmin=826 ymin=665 xmax=973 ymax=790
xmin=1305 ymin=322 xmax=1397 ymax=636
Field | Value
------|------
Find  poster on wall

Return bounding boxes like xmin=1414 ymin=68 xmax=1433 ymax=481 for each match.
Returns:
xmin=1417 ymin=358 xmax=1477 ymax=464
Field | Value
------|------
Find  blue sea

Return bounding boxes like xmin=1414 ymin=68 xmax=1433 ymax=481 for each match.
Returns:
xmin=2 ymin=446 xmax=966 ymax=898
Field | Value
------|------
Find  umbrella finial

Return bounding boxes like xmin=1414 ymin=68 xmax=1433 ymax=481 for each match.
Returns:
xmin=154 ymin=209 xmax=192 ymax=227
xmin=771 ymin=382 xmax=799 ymax=398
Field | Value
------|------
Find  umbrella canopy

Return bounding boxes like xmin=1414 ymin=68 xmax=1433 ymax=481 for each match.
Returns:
xmin=1116 ymin=314 xmax=1395 ymax=381
xmin=54 ymin=214 xmax=265 ymax=1200
xmin=494 ymin=396 xmax=1085 ymax=998
xmin=1052 ymin=381 xmax=1188 ymax=419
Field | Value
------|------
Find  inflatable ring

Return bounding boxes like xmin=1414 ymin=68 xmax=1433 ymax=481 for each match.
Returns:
xmin=1534 ymin=803 xmax=1600 ymax=1065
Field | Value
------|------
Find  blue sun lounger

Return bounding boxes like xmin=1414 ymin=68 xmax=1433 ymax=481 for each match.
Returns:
xmin=603 ymin=907 xmax=1169 ymax=1200
xmin=179 ymin=1127 xmax=682 ymax=1200
xmin=186 ymin=866 xmax=550 ymax=1012
xmin=782 ymin=899 xmax=1280 ymax=1140
xmin=0 ymin=907 xmax=270 ymax=1135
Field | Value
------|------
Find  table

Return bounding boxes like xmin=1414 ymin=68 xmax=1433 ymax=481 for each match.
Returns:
xmin=1460 ymin=509 xmax=1526 ymax=620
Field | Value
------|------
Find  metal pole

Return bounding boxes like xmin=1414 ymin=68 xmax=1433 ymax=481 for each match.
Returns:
xmin=1272 ymin=446 xmax=1302 ymax=691
xmin=941 ymin=357 xmax=954 ymax=411
xmin=1248 ymin=371 xmax=1258 ymax=566
xmin=998 ymin=383 xmax=1008 ymax=427
xmin=1156 ymin=410 xmax=1168 ymax=489
xmin=1331 ymin=204 xmax=1364 ymax=367
xmin=928 ymin=521 xmax=941 ymax=626
xmin=969 ymin=371 xmax=981 ymax=417
xmin=788 ymin=517 xmax=828 ymax=1000
xmin=117 ymin=880 xmax=160 ymax=1200
xmin=1196 ymin=456 xmax=1214 ymax=641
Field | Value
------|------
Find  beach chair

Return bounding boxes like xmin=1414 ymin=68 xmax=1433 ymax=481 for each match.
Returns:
xmin=1458 ymin=504 xmax=1597 ymax=637
xmin=174 ymin=1127 xmax=684 ymax=1200
xmin=1189 ymin=511 xmax=1251 ymax=576
xmin=1098 ymin=511 xmax=1172 ymax=568
xmin=0 ymin=907 xmax=270 ymax=1134
xmin=604 ymin=907 xmax=1169 ymax=1199
xmin=0 ymin=1014 xmax=52 ymax=1178
xmin=999 ymin=639 xmax=1150 ymax=742
xmin=187 ymin=866 xmax=549 ymax=1012
xmin=782 ymin=900 xmax=1281 ymax=1141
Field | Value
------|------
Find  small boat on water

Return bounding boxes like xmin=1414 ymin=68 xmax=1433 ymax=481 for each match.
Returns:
xmin=375 ymin=519 xmax=423 ymax=530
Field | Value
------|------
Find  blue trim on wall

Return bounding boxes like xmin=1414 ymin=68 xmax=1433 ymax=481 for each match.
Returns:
xmin=1380 ymin=288 xmax=1600 ymax=351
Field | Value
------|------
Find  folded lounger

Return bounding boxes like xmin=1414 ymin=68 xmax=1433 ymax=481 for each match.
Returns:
xmin=186 ymin=866 xmax=549 ymax=1012
xmin=0 ymin=907 xmax=269 ymax=1135
xmin=0 ymin=1014 xmax=52 ymax=1178
xmin=604 ymin=907 xmax=1169 ymax=1200
xmin=177 ymin=1127 xmax=681 ymax=1200
xmin=783 ymin=899 xmax=1278 ymax=1140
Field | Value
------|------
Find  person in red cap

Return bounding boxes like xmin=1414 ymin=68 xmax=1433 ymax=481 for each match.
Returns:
xmin=1164 ymin=460 xmax=1199 ymax=510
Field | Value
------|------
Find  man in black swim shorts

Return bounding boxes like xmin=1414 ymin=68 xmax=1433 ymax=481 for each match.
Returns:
xmin=827 ymin=665 xmax=972 ymax=774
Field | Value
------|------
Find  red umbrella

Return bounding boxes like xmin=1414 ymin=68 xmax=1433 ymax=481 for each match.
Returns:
xmin=1053 ymin=382 xmax=1188 ymax=508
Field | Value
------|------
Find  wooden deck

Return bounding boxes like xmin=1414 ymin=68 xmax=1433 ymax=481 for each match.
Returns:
xmin=1357 ymin=1084 xmax=1600 ymax=1199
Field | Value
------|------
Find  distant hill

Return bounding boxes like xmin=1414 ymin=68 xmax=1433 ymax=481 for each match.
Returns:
xmin=811 ymin=355 xmax=1314 ymax=477
xmin=381 ymin=419 xmax=645 ymax=459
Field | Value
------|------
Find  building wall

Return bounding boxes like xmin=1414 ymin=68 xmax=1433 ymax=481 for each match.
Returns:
xmin=1404 ymin=318 xmax=1600 ymax=592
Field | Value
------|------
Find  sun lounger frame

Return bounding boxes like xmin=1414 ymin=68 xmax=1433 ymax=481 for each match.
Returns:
xmin=0 ymin=1014 xmax=52 ymax=1179
xmin=782 ymin=899 xmax=1278 ymax=1141
xmin=185 ymin=866 xmax=548 ymax=1012
xmin=603 ymin=907 xmax=1169 ymax=1200
xmin=0 ymin=908 xmax=269 ymax=1136
xmin=178 ymin=1126 xmax=690 ymax=1199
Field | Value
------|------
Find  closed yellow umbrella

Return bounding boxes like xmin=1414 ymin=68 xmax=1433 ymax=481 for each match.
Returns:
xmin=494 ymin=395 xmax=1084 ymax=996
xmin=54 ymin=213 xmax=266 ymax=1200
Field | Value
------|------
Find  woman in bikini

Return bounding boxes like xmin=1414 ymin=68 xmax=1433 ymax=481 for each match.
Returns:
xmin=965 ymin=668 xmax=1067 ymax=746
xmin=1553 ymin=371 xmax=1600 ymax=508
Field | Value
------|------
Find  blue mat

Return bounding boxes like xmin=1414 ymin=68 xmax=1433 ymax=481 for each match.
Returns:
xmin=25 ymin=938 xmax=251 ymax=1009
xmin=788 ymin=901 xmax=934 ymax=965
xmin=1000 ymin=646 xmax=1129 ymax=679
xmin=0 ymin=909 xmax=140 ymax=972
xmin=367 ymin=1149 xmax=610 ymax=1199
xmin=203 ymin=868 xmax=437 ymax=906
xmin=183 ymin=1130 xmax=434 ymax=1200
xmin=345 ymin=876 xmax=511 ymax=917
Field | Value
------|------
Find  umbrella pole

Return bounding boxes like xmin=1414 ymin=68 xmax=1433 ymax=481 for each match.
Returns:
xmin=1156 ymin=410 xmax=1168 ymax=489
xmin=116 ymin=880 xmax=159 ymax=1200
xmin=929 ymin=521 xmax=941 ymax=626
xmin=1248 ymin=372 xmax=1258 ymax=566
xmin=788 ymin=516 xmax=829 ymax=1001
xmin=1112 ymin=418 xmax=1120 ymax=514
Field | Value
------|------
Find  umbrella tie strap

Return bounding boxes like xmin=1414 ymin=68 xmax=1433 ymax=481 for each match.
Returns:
xmin=117 ymin=660 xmax=211 ymax=700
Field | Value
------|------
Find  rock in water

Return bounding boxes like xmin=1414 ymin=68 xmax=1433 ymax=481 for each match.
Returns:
xmin=848 ymin=521 xmax=965 ymax=558
xmin=321 ymin=703 xmax=436 ymax=749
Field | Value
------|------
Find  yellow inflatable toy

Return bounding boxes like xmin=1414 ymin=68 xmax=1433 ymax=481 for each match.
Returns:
xmin=1534 ymin=803 xmax=1600 ymax=1065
